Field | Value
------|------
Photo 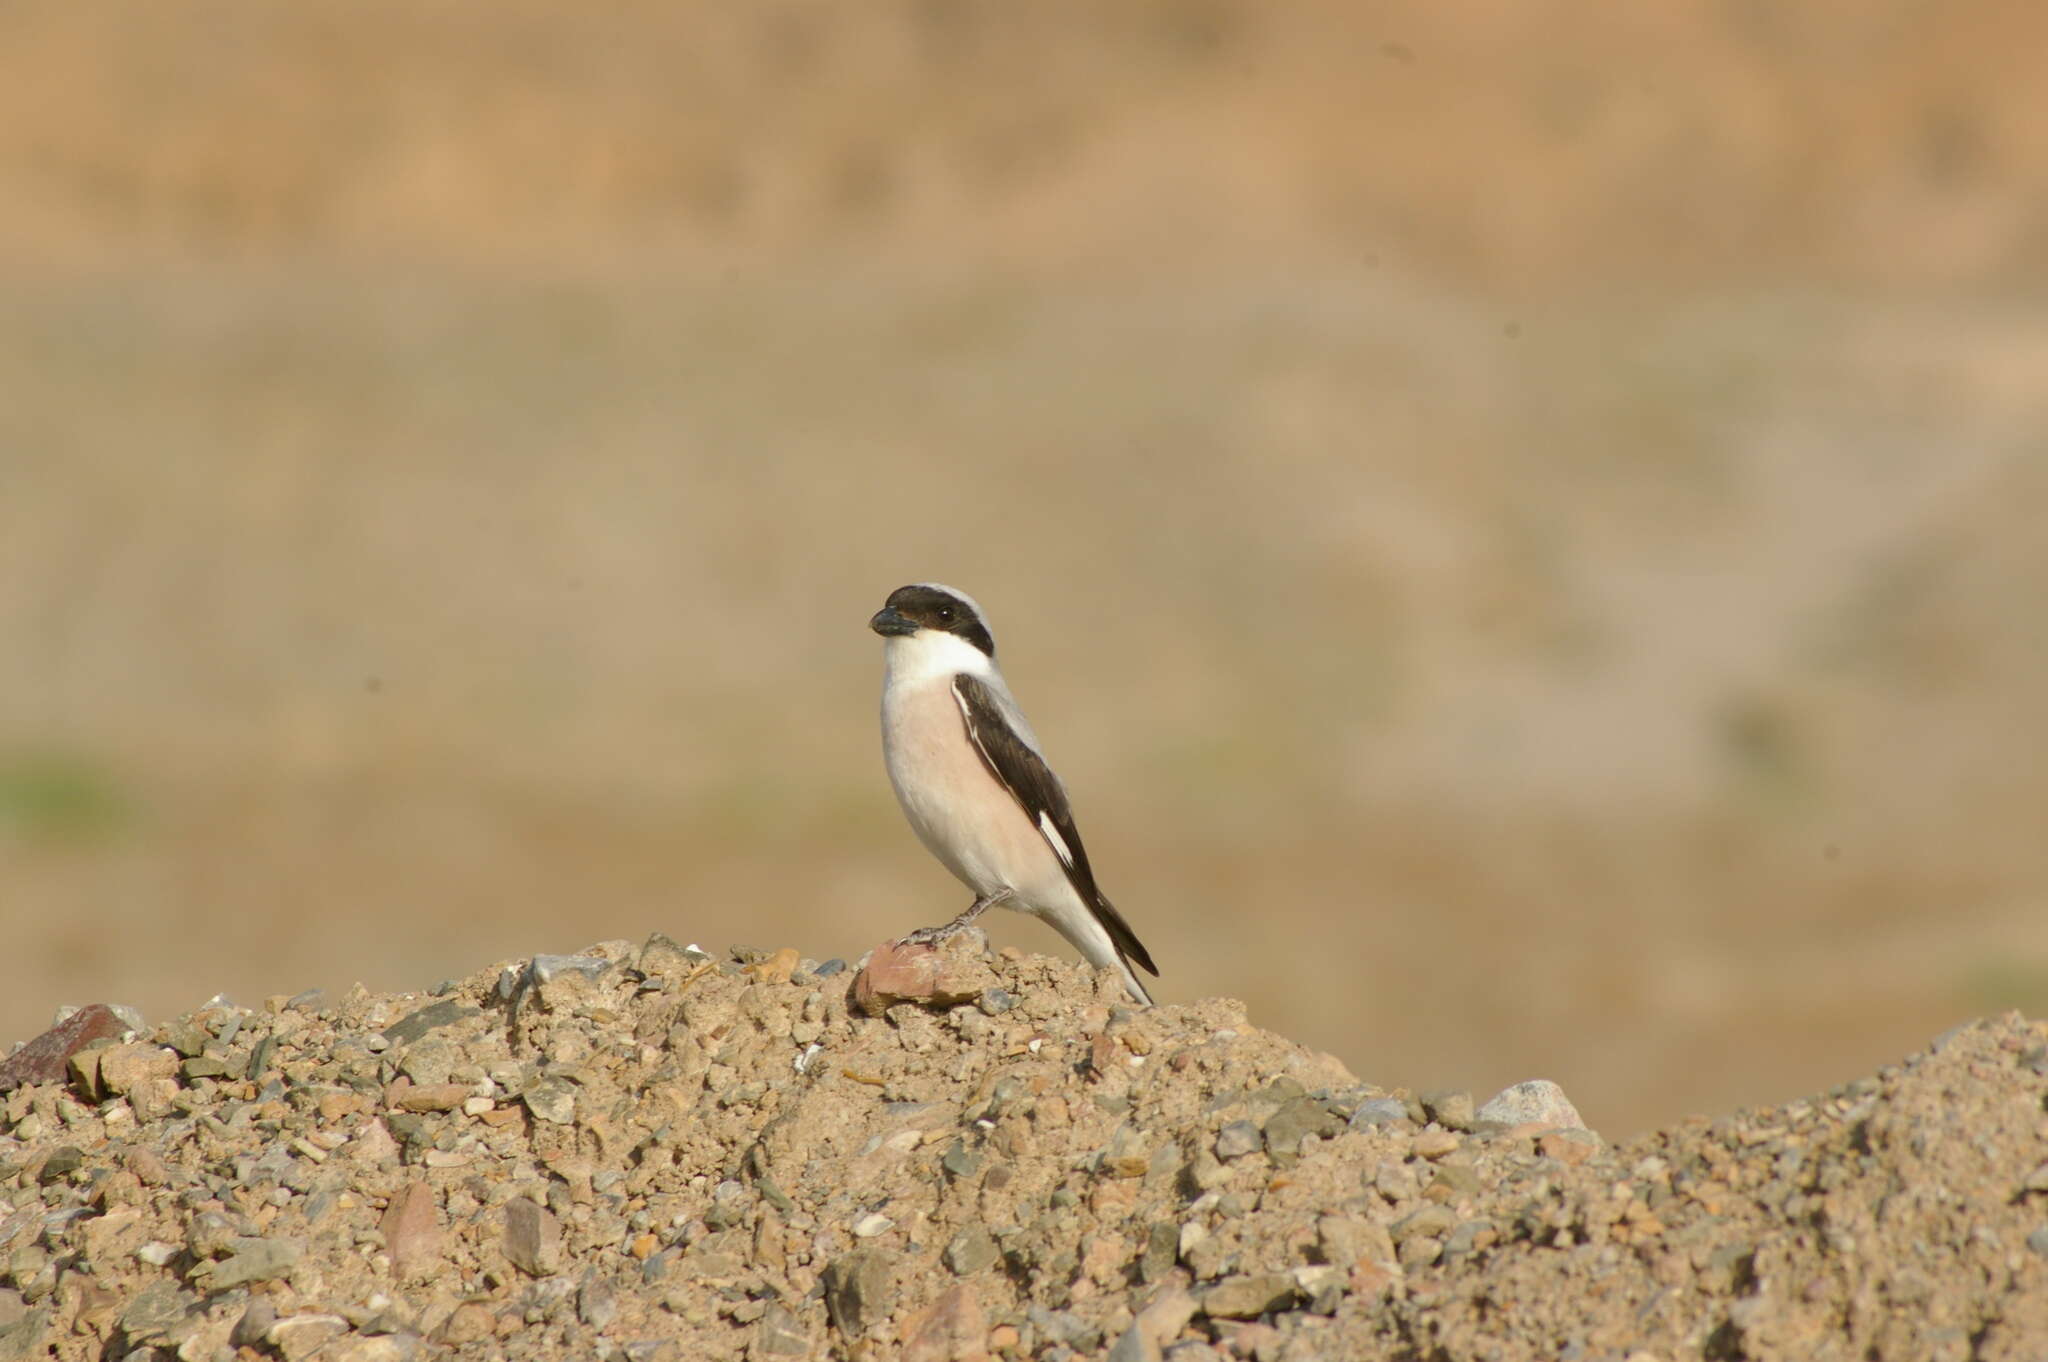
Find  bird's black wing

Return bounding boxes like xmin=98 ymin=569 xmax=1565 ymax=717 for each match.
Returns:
xmin=951 ymin=672 xmax=1158 ymax=978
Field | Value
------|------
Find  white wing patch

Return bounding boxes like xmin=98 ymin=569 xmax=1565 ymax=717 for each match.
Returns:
xmin=1038 ymin=811 xmax=1074 ymax=869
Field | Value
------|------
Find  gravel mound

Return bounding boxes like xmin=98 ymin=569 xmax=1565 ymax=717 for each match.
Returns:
xmin=2 ymin=934 xmax=2045 ymax=1361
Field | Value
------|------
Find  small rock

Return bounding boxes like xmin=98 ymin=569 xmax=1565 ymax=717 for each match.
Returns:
xmin=1100 ymin=1123 xmax=1153 ymax=1178
xmin=1419 ymin=1089 xmax=1475 ymax=1131
xmin=78 ymin=1041 xmax=179 ymax=1101
xmin=268 ymin=1313 xmax=351 ymax=1361
xmin=1428 ymin=1160 xmax=1483 ymax=1200
xmin=391 ymin=1082 xmax=470 ymax=1113
xmin=1316 ymin=1215 xmax=1394 ymax=1270
xmin=381 ymin=1000 xmax=480 ymax=1047
xmin=1134 ymin=1287 xmax=1198 ymax=1347
xmin=123 ymin=1146 xmax=169 ymax=1186
xmin=942 ymin=1141 xmax=983 ymax=1181
xmin=115 ymin=1280 xmax=193 ymax=1342
xmin=1139 ymin=1223 xmax=1180 ymax=1283
xmin=850 ymin=940 xmax=999 ymax=1016
xmin=0 ymin=1005 xmax=126 ymax=1093
xmin=1109 ymin=1322 xmax=1163 ymax=1362
xmin=1390 ymin=1205 xmax=1456 ymax=1244
xmin=851 ymin=1212 xmax=893 ymax=1238
xmin=1199 ymin=1274 xmax=1298 ymax=1320
xmin=577 ymin=1273 xmax=619 ymax=1331
xmin=522 ymin=1078 xmax=577 ymax=1125
xmin=1349 ymin=1098 xmax=1410 ymax=1128
xmin=822 ymin=1249 xmax=894 ymax=1335
xmin=208 ymin=1236 xmax=305 ymax=1288
xmin=902 ymin=1284 xmax=988 ymax=1362
xmin=2026 ymin=1227 xmax=2048 ymax=1258
xmin=744 ymin=947 xmax=800 ymax=984
xmin=380 ymin=1182 xmax=442 ymax=1281
xmin=753 ymin=1305 xmax=813 ymax=1355
xmin=35 ymin=1146 xmax=84 ymax=1184
xmin=1412 ymin=1129 xmax=1462 ymax=1159
xmin=1263 ymin=1097 xmax=1341 ymax=1161
xmin=1539 ymin=1130 xmax=1601 ymax=1166
xmin=329 ymin=1336 xmax=422 ymax=1362
xmin=1475 ymin=1080 xmax=1586 ymax=1132
xmin=232 ymin=1299 xmax=278 ymax=1348
xmin=1214 ymin=1121 xmax=1262 ymax=1160
xmin=945 ymin=1226 xmax=1001 ymax=1275
xmin=504 ymin=1198 xmax=562 ymax=1276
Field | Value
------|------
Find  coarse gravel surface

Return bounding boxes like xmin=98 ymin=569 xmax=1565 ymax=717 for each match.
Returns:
xmin=2 ymin=934 xmax=2046 ymax=1361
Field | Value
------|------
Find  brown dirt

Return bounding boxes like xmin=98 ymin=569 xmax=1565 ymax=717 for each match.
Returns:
xmin=3 ymin=936 xmax=2045 ymax=1360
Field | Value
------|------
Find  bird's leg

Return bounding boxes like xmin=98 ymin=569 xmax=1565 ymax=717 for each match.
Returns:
xmin=902 ymin=889 xmax=1013 ymax=947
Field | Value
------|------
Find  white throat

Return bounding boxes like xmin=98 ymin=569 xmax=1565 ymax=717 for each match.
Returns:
xmin=884 ymin=629 xmax=998 ymax=689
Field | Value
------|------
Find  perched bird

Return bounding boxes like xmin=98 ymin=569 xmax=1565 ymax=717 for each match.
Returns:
xmin=869 ymin=583 xmax=1159 ymax=1005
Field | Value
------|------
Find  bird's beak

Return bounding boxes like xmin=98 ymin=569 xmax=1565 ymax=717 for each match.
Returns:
xmin=869 ymin=607 xmax=918 ymax=637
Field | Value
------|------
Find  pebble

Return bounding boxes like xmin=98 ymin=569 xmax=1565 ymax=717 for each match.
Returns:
xmin=269 ymin=1313 xmax=351 ymax=1360
xmin=1349 ymin=1097 xmax=1410 ymax=1128
xmin=901 ymin=1284 xmax=987 ymax=1362
xmin=823 ymin=1249 xmax=894 ymax=1334
xmin=944 ymin=1226 xmax=1001 ymax=1275
xmin=1200 ymin=1274 xmax=1298 ymax=1320
xmin=1475 ymin=1080 xmax=1586 ymax=1132
xmin=505 ymin=1199 xmax=563 ymax=1276
xmin=379 ymin=1182 xmax=443 ymax=1280
xmin=522 ymin=1078 xmax=578 ymax=1124
xmin=1263 ymin=1097 xmax=1341 ymax=1160
xmin=1420 ymin=1089 xmax=1475 ymax=1131
xmin=1214 ymin=1121 xmax=1261 ymax=1160
xmin=208 ymin=1236 xmax=305 ymax=1288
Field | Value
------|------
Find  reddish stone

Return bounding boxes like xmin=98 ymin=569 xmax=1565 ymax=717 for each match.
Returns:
xmin=901 ymin=1284 xmax=989 ymax=1362
xmin=0 ymin=1004 xmax=126 ymax=1093
xmin=850 ymin=941 xmax=992 ymax=1017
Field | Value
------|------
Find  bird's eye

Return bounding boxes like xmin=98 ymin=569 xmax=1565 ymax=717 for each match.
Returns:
xmin=937 ymin=607 xmax=953 ymax=621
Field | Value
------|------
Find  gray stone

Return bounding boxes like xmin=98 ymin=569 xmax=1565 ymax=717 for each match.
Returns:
xmin=522 ymin=1077 xmax=577 ymax=1125
xmin=1199 ymin=1273 xmax=1298 ymax=1319
xmin=268 ymin=1313 xmax=351 ymax=1361
xmin=578 ymin=1273 xmax=619 ymax=1331
xmin=2028 ymin=1227 xmax=2048 ymax=1258
xmin=1349 ymin=1098 xmax=1409 ymax=1128
xmin=1474 ymin=1080 xmax=1586 ymax=1132
xmin=1420 ymin=1089 xmax=1475 ymax=1131
xmin=1139 ymin=1222 xmax=1180 ymax=1283
xmin=822 ymin=1249 xmax=893 ymax=1335
xmin=381 ymin=1000 xmax=480 ymax=1047
xmin=754 ymin=1305 xmax=812 ymax=1355
xmin=943 ymin=1225 xmax=1000 ymax=1275
xmin=1108 ymin=1323 xmax=1162 ymax=1362
xmin=1264 ymin=1097 xmax=1341 ymax=1160
xmin=231 ymin=1299 xmax=276 ymax=1347
xmin=1316 ymin=1214 xmax=1393 ymax=1269
xmin=115 ymin=1280 xmax=193 ymax=1342
xmin=1390 ymin=1205 xmax=1456 ymax=1244
xmin=504 ymin=1199 xmax=562 ymax=1276
xmin=1430 ymin=1160 xmax=1483 ymax=1199
xmin=208 ymin=1236 xmax=305 ymax=1288
xmin=1214 ymin=1121 xmax=1261 ymax=1160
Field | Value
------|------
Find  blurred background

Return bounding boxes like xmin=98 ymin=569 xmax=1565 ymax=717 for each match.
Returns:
xmin=3 ymin=0 xmax=2046 ymax=1137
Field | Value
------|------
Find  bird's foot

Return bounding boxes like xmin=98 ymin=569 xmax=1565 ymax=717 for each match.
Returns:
xmin=901 ymin=889 xmax=1011 ymax=948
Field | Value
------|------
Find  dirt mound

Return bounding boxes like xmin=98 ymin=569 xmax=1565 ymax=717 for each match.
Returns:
xmin=2 ymin=936 xmax=2045 ymax=1360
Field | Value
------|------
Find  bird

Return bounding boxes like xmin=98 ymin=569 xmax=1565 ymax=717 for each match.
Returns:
xmin=869 ymin=582 xmax=1159 ymax=1005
